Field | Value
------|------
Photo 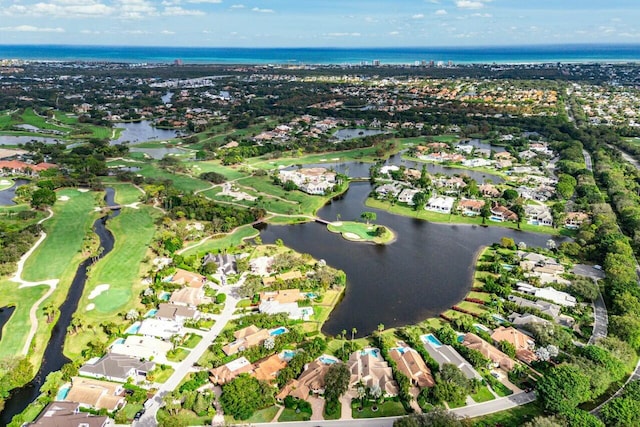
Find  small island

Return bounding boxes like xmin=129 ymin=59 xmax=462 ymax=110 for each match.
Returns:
xmin=327 ymin=212 xmax=396 ymax=245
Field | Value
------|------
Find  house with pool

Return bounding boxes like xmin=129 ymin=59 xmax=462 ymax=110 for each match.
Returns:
xmin=347 ymin=348 xmax=399 ymax=396
xmin=277 ymin=358 xmax=332 ymax=401
xmin=420 ymin=334 xmax=481 ymax=381
xmin=389 ymin=345 xmax=435 ymax=388
xmin=79 ymin=354 xmax=155 ymax=383
xmin=222 ymin=325 xmax=272 ymax=356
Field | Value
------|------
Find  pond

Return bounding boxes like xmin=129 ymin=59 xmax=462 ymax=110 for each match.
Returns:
xmin=0 ymin=135 xmax=64 ymax=146
xmin=333 ymin=128 xmax=387 ymax=141
xmin=258 ymin=182 xmax=566 ymax=337
xmin=0 ymin=179 xmax=31 ymax=206
xmin=460 ymin=138 xmax=507 ymax=153
xmin=111 ymin=121 xmax=181 ymax=145
xmin=0 ymin=306 xmax=15 ymax=341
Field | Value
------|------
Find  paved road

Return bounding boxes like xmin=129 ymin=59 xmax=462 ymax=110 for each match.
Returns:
xmin=134 ymin=286 xmax=241 ymax=427
xmin=588 ymin=290 xmax=608 ymax=345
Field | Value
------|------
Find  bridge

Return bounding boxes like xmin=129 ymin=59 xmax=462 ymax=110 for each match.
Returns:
xmin=314 ymin=218 xmax=331 ymax=225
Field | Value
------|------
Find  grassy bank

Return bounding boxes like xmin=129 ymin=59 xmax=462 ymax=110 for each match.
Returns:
xmin=327 ymin=221 xmax=396 ymax=244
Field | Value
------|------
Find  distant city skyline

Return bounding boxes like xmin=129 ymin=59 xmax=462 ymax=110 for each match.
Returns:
xmin=0 ymin=0 xmax=639 ymax=47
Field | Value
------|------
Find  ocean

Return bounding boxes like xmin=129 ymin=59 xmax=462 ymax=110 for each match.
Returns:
xmin=0 ymin=44 xmax=639 ymax=65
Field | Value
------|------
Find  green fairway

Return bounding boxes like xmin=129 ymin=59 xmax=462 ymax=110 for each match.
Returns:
xmin=236 ymin=175 xmax=330 ymax=215
xmin=136 ymin=163 xmax=211 ymax=193
xmin=109 ymin=182 xmax=144 ymax=205
xmin=180 ymin=225 xmax=259 ymax=257
xmin=186 ymin=161 xmax=250 ymax=181
xmin=22 ymin=189 xmax=99 ymax=282
xmin=0 ymin=282 xmax=49 ymax=359
xmin=429 ymin=134 xmax=460 ymax=143
xmin=327 ymin=221 xmax=395 ymax=244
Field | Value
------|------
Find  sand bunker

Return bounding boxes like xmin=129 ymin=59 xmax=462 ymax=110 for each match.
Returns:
xmin=0 ymin=180 xmax=11 ymax=185
xmin=331 ymin=221 xmax=343 ymax=226
xmin=344 ymin=232 xmax=361 ymax=240
xmin=77 ymin=188 xmax=89 ymax=193
xmin=58 ymin=195 xmax=70 ymax=201
xmin=86 ymin=303 xmax=95 ymax=311
xmin=88 ymin=284 xmax=110 ymax=300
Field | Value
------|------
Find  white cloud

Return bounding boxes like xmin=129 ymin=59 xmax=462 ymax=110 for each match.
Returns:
xmin=230 ymin=4 xmax=245 ymax=8
xmin=252 ymin=7 xmax=274 ymax=13
xmin=471 ymin=13 xmax=492 ymax=18
xmin=161 ymin=29 xmax=176 ymax=34
xmin=456 ymin=0 xmax=489 ymax=9
xmin=435 ymin=9 xmax=447 ymax=15
xmin=0 ymin=25 xmax=65 ymax=32
xmin=2 ymin=1 xmax=114 ymax=18
xmin=412 ymin=14 xmax=424 ymax=19
xmin=326 ymin=32 xmax=361 ymax=37
xmin=389 ymin=31 xmax=400 ymax=36
xmin=188 ymin=0 xmax=222 ymax=3
xmin=163 ymin=6 xmax=205 ymax=16
xmin=116 ymin=0 xmax=157 ymax=19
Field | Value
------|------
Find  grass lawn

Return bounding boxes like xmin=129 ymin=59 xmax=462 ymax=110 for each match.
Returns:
xmin=351 ymin=400 xmax=407 ymax=418
xmin=0 ymin=282 xmax=49 ymax=359
xmin=365 ymin=198 xmax=566 ymax=236
xmin=22 ymin=189 xmax=99 ymax=282
xmin=472 ymin=402 xmax=543 ymax=426
xmin=225 ymin=405 xmax=279 ymax=424
xmin=467 ymin=291 xmax=492 ymax=303
xmin=121 ymin=403 xmax=144 ymax=421
xmin=167 ymin=347 xmax=190 ymax=362
xmin=65 ymin=206 xmax=157 ymax=357
xmin=327 ymin=221 xmax=395 ymax=244
xmin=19 ymin=108 xmax=70 ymax=133
xmin=422 ymin=317 xmax=446 ymax=330
xmin=266 ymin=215 xmax=310 ymax=224
xmin=109 ymin=182 xmax=144 ymax=205
xmin=428 ymin=134 xmax=460 ymax=143
xmin=182 ymin=333 xmax=202 ymax=349
xmin=0 ymin=178 xmax=14 ymax=191
xmin=136 ymin=163 xmax=211 ymax=193
xmin=326 ymin=337 xmax=373 ymax=354
xmin=179 ymin=225 xmax=259 ymax=257
xmin=457 ymin=301 xmax=488 ymax=315
xmin=185 ymin=160 xmax=250 ymax=181
xmin=148 ymin=366 xmax=175 ymax=383
xmin=471 ymin=385 xmax=496 ymax=403
xmin=278 ymin=407 xmax=312 ymax=422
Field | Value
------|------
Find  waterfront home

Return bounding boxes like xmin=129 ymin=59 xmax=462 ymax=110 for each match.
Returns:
xmin=27 ymin=402 xmax=109 ymax=427
xmin=508 ymin=313 xmax=552 ymax=328
xmin=425 ymin=195 xmax=455 ymax=214
xmin=170 ymin=268 xmax=206 ymax=288
xmin=278 ymin=167 xmax=337 ymax=195
xmin=462 ymin=158 xmax=492 ymax=168
xmin=421 ymin=336 xmax=481 ymax=381
xmin=277 ymin=360 xmax=331 ymax=401
xmin=138 ymin=318 xmax=183 ymax=340
xmin=457 ymin=198 xmax=485 ymax=216
xmin=109 ymin=335 xmax=172 ymax=361
xmin=0 ymin=160 xmax=57 ymax=176
xmin=156 ymin=303 xmax=199 ymax=324
xmin=434 ymin=177 xmax=467 ymax=193
xmin=508 ymin=295 xmax=561 ymax=318
xmin=222 ymin=325 xmax=271 ymax=356
xmin=79 ymin=354 xmax=155 ymax=383
xmin=202 ymin=253 xmax=238 ymax=276
xmin=169 ymin=287 xmax=204 ymax=307
xmin=490 ymin=204 xmax=518 ymax=222
xmin=259 ymin=289 xmax=304 ymax=304
xmin=65 ymin=377 xmax=125 ymax=411
xmin=210 ymin=357 xmax=253 ymax=385
xmin=347 ymin=350 xmax=399 ymax=396
xmin=259 ymin=300 xmax=311 ymax=320
xmin=375 ymin=182 xmax=403 ymax=198
xmin=565 ymin=212 xmax=589 ymax=229
xmin=524 ymin=204 xmax=553 ymax=227
xmin=516 ymin=284 xmax=577 ymax=307
xmin=460 ymin=333 xmax=515 ymax=371
xmin=397 ymin=188 xmax=420 ymax=205
xmin=490 ymin=327 xmax=537 ymax=364
xmin=262 ymin=270 xmax=304 ymax=286
xmin=389 ymin=347 xmax=435 ymax=388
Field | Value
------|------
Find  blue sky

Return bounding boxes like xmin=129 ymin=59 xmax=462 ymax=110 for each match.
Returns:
xmin=0 ymin=0 xmax=639 ymax=46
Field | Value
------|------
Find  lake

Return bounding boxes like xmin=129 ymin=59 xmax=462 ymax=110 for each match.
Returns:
xmin=0 ymin=179 xmax=31 ymax=206
xmin=259 ymin=182 xmax=565 ymax=337
xmin=0 ymin=136 xmax=63 ymax=146
xmin=111 ymin=121 xmax=181 ymax=145
xmin=333 ymin=128 xmax=387 ymax=141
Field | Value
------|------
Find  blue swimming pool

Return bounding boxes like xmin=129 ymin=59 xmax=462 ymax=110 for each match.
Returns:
xmin=281 ymin=350 xmax=296 ymax=361
xmin=474 ymin=323 xmax=491 ymax=333
xmin=144 ymin=309 xmax=158 ymax=318
xmin=491 ymin=314 xmax=506 ymax=324
xmin=360 ymin=348 xmax=381 ymax=358
xmin=318 ymin=355 xmax=339 ymax=365
xmin=56 ymin=385 xmax=70 ymax=401
xmin=305 ymin=292 xmax=318 ymax=299
xmin=159 ymin=292 xmax=171 ymax=301
xmin=489 ymin=215 xmax=503 ymax=222
xmin=111 ymin=338 xmax=125 ymax=346
xmin=422 ymin=333 xmax=443 ymax=348
xmin=457 ymin=335 xmax=464 ymax=343
xmin=125 ymin=322 xmax=141 ymax=335
xmin=393 ymin=347 xmax=408 ymax=355
xmin=270 ymin=327 xmax=288 ymax=336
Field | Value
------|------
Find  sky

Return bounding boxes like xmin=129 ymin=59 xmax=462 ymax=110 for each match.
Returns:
xmin=0 ymin=0 xmax=639 ymax=47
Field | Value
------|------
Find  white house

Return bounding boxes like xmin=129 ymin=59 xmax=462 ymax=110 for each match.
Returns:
xmin=259 ymin=301 xmax=313 ymax=321
xmin=425 ymin=195 xmax=455 ymax=214
xmin=138 ymin=318 xmax=183 ymax=340
xmin=397 ymin=189 xmax=420 ymax=205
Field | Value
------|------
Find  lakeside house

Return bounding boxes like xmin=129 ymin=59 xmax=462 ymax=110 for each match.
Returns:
xmin=524 ymin=204 xmax=553 ymax=227
xmin=79 ymin=354 xmax=155 ymax=383
xmin=490 ymin=327 xmax=537 ymax=364
xmin=347 ymin=349 xmax=399 ymax=397
xmin=258 ymin=300 xmax=312 ymax=321
xmin=0 ymin=160 xmax=57 ymax=176
xmin=389 ymin=347 xmax=435 ymax=388
xmin=259 ymin=289 xmax=304 ymax=304
xmin=278 ymin=167 xmax=337 ymax=195
xmin=398 ymin=188 xmax=420 ymax=205
xmin=508 ymin=313 xmax=552 ymax=328
xmin=421 ymin=335 xmax=482 ymax=381
xmin=425 ymin=195 xmax=455 ymax=214
xmin=262 ymin=270 xmax=304 ymax=286
xmin=457 ymin=198 xmax=485 ymax=216
xmin=565 ymin=212 xmax=589 ymax=229
xmin=479 ymin=183 xmax=501 ymax=198
xmin=222 ymin=325 xmax=271 ymax=356
xmin=490 ymin=204 xmax=518 ymax=222
xmin=65 ymin=377 xmax=125 ymax=411
xmin=516 ymin=284 xmax=577 ymax=307
xmin=27 ymin=402 xmax=109 ymax=427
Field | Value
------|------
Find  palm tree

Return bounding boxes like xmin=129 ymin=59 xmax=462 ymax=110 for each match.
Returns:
xmin=351 ymin=327 xmax=357 ymax=341
xmin=377 ymin=323 xmax=385 ymax=334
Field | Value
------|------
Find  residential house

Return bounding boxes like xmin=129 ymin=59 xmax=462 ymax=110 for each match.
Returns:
xmin=262 ymin=270 xmax=304 ymax=286
xmin=27 ymin=402 xmax=110 ymax=427
xmin=565 ymin=212 xmax=589 ymax=229
xmin=425 ymin=195 xmax=455 ymax=214
xmin=508 ymin=295 xmax=561 ymax=318
xmin=222 ymin=325 xmax=271 ymax=356
xmin=65 ymin=377 xmax=125 ymax=411
xmin=347 ymin=349 xmax=399 ymax=396
xmin=490 ymin=327 xmax=537 ymax=364
xmin=253 ymin=354 xmax=288 ymax=383
xmin=169 ymin=287 xmax=204 ymax=307
xmin=421 ymin=335 xmax=481 ymax=380
xmin=508 ymin=313 xmax=552 ymax=328
xmin=170 ymin=268 xmax=206 ymax=288
xmin=460 ymin=333 xmax=515 ymax=371
xmin=0 ymin=160 xmax=57 ymax=176
xmin=524 ymin=204 xmax=553 ymax=227
xmin=479 ymin=183 xmax=501 ymax=198
xmin=389 ymin=347 xmax=435 ymax=388
xmin=209 ymin=357 xmax=253 ymax=385
xmin=278 ymin=168 xmax=337 ymax=195
xmin=79 ymin=354 xmax=155 ymax=383
xmin=490 ymin=204 xmax=518 ymax=222
xmin=259 ymin=289 xmax=304 ymax=304
xmin=259 ymin=300 xmax=311 ymax=320
xmin=397 ymin=188 xmax=420 ymax=205
xmin=516 ymin=284 xmax=577 ymax=307
xmin=109 ymin=335 xmax=172 ymax=361
xmin=156 ymin=303 xmax=199 ymax=324
xmin=457 ymin=198 xmax=485 ymax=216
xmin=375 ymin=182 xmax=402 ymax=198
xmin=276 ymin=359 xmax=331 ymax=401
xmin=137 ymin=318 xmax=183 ymax=340
xmin=202 ymin=253 xmax=238 ymax=276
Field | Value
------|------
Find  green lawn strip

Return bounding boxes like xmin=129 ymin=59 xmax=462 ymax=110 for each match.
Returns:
xmin=422 ymin=317 xmax=446 ymax=330
xmin=180 ymin=225 xmax=259 ymax=257
xmin=167 ymin=347 xmax=190 ymax=362
xmin=23 ymin=189 xmax=99 ymax=282
xmin=471 ymin=402 xmax=543 ymax=426
xmin=327 ymin=221 xmax=395 ymax=244
xmin=110 ymin=183 xmax=144 ymax=205
xmin=456 ymin=301 xmax=488 ymax=315
xmin=365 ymin=198 xmax=564 ymax=236
xmin=246 ymin=146 xmax=386 ymax=171
xmin=471 ymin=385 xmax=495 ymax=403
xmin=225 ymin=405 xmax=279 ymax=424
xmin=0 ymin=205 xmax=47 ymax=228
xmin=266 ymin=215 xmax=311 ymax=225
xmin=182 ymin=333 xmax=203 ymax=349
xmin=429 ymin=134 xmax=460 ymax=143
xmin=237 ymin=176 xmax=328 ymax=215
xmin=0 ymin=282 xmax=49 ymax=359
xmin=136 ymin=163 xmax=211 ymax=193
xmin=278 ymin=407 xmax=312 ymax=422
xmin=351 ymin=400 xmax=407 ymax=418
xmin=150 ymin=366 xmax=175 ymax=383
xmin=185 ymin=161 xmax=250 ymax=181
xmin=326 ymin=337 xmax=373 ymax=354
xmin=122 ymin=403 xmax=144 ymax=420
xmin=53 ymin=111 xmax=79 ymax=126
xmin=467 ymin=291 xmax=491 ymax=303
xmin=20 ymin=108 xmax=70 ymax=133
xmin=0 ymin=178 xmax=14 ymax=191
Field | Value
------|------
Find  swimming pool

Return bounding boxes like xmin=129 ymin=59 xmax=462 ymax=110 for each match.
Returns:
xmin=489 ymin=215 xmax=503 ymax=222
xmin=111 ymin=338 xmax=125 ymax=346
xmin=269 ymin=327 xmax=288 ymax=336
xmin=491 ymin=314 xmax=506 ymax=324
xmin=125 ymin=322 xmax=141 ymax=335
xmin=56 ymin=384 xmax=71 ymax=401
xmin=159 ymin=292 xmax=171 ymax=301
xmin=392 ymin=347 xmax=408 ymax=355
xmin=457 ymin=335 xmax=464 ymax=343
xmin=360 ymin=348 xmax=381 ymax=358
xmin=473 ymin=323 xmax=491 ymax=333
xmin=318 ymin=354 xmax=339 ymax=365
xmin=421 ymin=333 xmax=443 ymax=348
xmin=144 ymin=309 xmax=158 ymax=318
xmin=305 ymin=293 xmax=318 ymax=299
xmin=281 ymin=350 xmax=296 ymax=361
